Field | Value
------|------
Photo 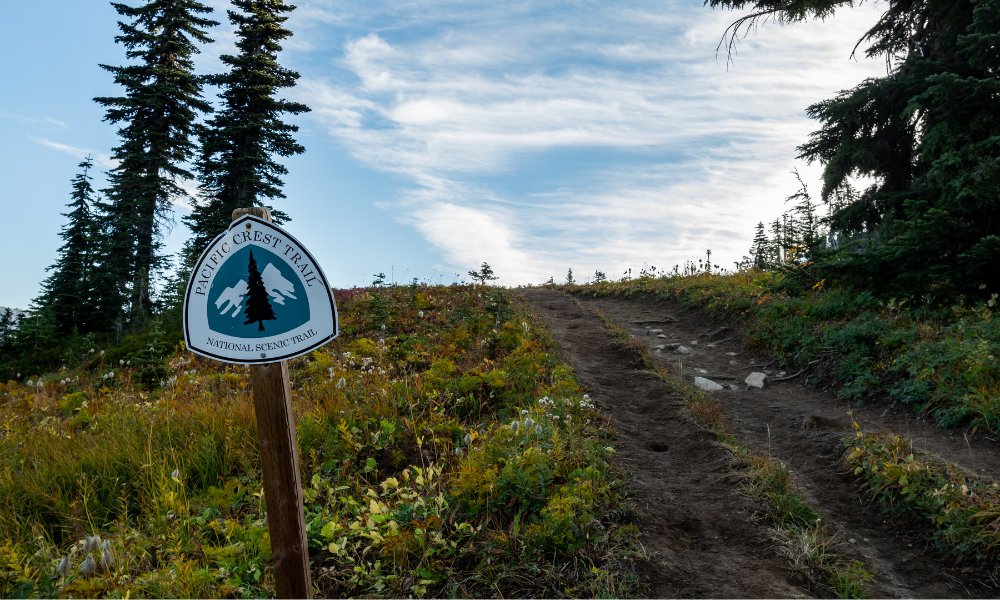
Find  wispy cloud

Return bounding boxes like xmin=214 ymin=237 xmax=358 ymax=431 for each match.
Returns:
xmin=1 ymin=112 xmax=68 ymax=129
xmin=32 ymin=137 xmax=115 ymax=168
xmin=293 ymin=0 xmax=886 ymax=283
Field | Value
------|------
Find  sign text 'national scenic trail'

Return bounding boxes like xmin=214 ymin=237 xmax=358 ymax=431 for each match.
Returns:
xmin=183 ymin=213 xmax=338 ymax=364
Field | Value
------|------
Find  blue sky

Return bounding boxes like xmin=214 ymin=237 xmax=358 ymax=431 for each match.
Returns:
xmin=0 ymin=0 xmax=885 ymax=309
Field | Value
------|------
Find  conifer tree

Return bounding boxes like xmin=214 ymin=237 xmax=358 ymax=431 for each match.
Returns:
xmin=708 ymin=0 xmax=1000 ymax=298
xmin=0 ymin=308 xmax=15 ymax=349
xmin=244 ymin=250 xmax=276 ymax=331
xmin=95 ymin=0 xmax=217 ymax=325
xmin=36 ymin=158 xmax=99 ymax=335
xmin=749 ymin=221 xmax=770 ymax=270
xmin=185 ymin=0 xmax=310 ymax=265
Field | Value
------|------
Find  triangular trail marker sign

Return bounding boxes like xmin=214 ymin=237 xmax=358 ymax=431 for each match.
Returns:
xmin=183 ymin=214 xmax=338 ymax=364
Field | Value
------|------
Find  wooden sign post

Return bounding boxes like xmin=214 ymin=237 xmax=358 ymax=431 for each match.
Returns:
xmin=183 ymin=207 xmax=340 ymax=598
xmin=250 ymin=358 xmax=311 ymax=599
xmin=236 ymin=208 xmax=311 ymax=599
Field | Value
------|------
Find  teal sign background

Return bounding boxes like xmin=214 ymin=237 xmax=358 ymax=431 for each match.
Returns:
xmin=207 ymin=245 xmax=310 ymax=338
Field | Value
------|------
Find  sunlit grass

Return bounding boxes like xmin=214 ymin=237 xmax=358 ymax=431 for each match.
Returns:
xmin=0 ymin=284 xmax=640 ymax=598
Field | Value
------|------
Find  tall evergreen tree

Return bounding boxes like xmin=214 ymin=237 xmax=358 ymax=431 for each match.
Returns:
xmin=184 ymin=0 xmax=310 ymax=265
xmin=95 ymin=0 xmax=217 ymax=325
xmin=708 ymin=0 xmax=1000 ymax=299
xmin=786 ymin=168 xmax=818 ymax=259
xmin=243 ymin=250 xmax=276 ymax=331
xmin=749 ymin=221 xmax=770 ymax=270
xmin=0 ymin=308 xmax=16 ymax=349
xmin=36 ymin=158 xmax=99 ymax=335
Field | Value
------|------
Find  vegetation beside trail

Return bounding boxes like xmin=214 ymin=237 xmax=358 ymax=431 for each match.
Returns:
xmin=571 ymin=271 xmax=1000 ymax=435
xmin=0 ymin=284 xmax=640 ymax=598
xmin=845 ymin=421 xmax=1000 ymax=576
xmin=584 ymin=301 xmax=872 ymax=598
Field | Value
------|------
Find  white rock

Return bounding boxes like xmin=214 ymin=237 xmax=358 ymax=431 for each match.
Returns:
xmin=675 ymin=345 xmax=691 ymax=355
xmin=657 ymin=334 xmax=669 ymax=339
xmin=745 ymin=372 xmax=767 ymax=389
xmin=696 ymin=368 xmax=708 ymax=375
xmin=649 ymin=328 xmax=663 ymax=334
xmin=694 ymin=377 xmax=724 ymax=391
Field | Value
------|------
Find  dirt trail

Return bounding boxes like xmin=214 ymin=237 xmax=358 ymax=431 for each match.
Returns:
xmin=521 ymin=288 xmax=805 ymax=598
xmin=521 ymin=288 xmax=1000 ymax=598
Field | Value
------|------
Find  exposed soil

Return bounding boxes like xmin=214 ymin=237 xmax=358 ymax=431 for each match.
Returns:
xmin=519 ymin=288 xmax=1000 ymax=598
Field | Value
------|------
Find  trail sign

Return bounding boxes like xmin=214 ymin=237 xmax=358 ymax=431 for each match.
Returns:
xmin=183 ymin=213 xmax=338 ymax=364
xmin=184 ymin=208 xmax=330 ymax=598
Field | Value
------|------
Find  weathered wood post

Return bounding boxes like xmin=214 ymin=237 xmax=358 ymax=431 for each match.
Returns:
xmin=231 ymin=207 xmax=312 ymax=598
xmin=185 ymin=207 xmax=338 ymax=598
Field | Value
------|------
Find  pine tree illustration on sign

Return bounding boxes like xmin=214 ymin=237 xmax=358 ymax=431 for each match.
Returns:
xmin=244 ymin=250 xmax=276 ymax=331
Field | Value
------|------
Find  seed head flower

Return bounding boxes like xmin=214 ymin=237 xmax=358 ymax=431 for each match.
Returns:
xmin=56 ymin=556 xmax=70 ymax=578
xmin=79 ymin=554 xmax=95 ymax=576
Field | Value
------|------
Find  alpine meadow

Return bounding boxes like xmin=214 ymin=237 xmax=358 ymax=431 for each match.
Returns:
xmin=1 ymin=0 xmax=999 ymax=598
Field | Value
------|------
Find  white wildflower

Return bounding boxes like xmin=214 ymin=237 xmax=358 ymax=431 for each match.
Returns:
xmin=463 ymin=433 xmax=472 ymax=445
xmin=510 ymin=420 xmax=520 ymax=432
xmin=454 ymin=447 xmax=463 ymax=457
xmin=520 ymin=409 xmax=528 ymax=415
xmin=524 ymin=416 xmax=534 ymax=428
xmin=101 ymin=547 xmax=115 ymax=569
xmin=336 ymin=377 xmax=346 ymax=389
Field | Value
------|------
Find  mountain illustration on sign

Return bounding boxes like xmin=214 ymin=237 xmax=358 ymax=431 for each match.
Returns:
xmin=210 ymin=245 xmax=307 ymax=338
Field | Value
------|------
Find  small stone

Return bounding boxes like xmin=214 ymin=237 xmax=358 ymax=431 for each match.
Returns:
xmin=693 ymin=377 xmax=724 ymax=391
xmin=653 ymin=345 xmax=665 ymax=351
xmin=657 ymin=334 xmax=668 ymax=339
xmin=649 ymin=328 xmax=663 ymax=334
xmin=690 ymin=340 xmax=699 ymax=345
xmin=675 ymin=345 xmax=691 ymax=355
xmin=745 ymin=372 xmax=767 ymax=389
xmin=696 ymin=368 xmax=708 ymax=375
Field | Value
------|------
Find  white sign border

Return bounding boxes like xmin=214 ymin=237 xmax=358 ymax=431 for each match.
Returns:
xmin=183 ymin=214 xmax=339 ymax=364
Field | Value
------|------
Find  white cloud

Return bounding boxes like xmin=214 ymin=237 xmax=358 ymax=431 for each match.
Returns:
xmin=294 ymin=1 xmax=887 ymax=282
xmin=1 ymin=112 xmax=67 ymax=129
xmin=33 ymin=138 xmax=115 ymax=169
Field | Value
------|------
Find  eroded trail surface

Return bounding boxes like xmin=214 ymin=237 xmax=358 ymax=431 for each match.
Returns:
xmin=521 ymin=288 xmax=804 ymax=598
xmin=521 ymin=288 xmax=1000 ymax=598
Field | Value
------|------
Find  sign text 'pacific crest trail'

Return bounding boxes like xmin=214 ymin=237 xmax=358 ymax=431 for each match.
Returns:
xmin=183 ymin=214 xmax=338 ymax=364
